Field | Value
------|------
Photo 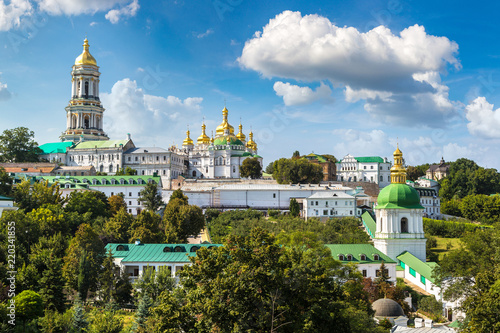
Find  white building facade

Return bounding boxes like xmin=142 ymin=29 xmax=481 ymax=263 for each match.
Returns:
xmin=303 ymin=192 xmax=361 ymax=220
xmin=336 ymin=155 xmax=391 ymax=188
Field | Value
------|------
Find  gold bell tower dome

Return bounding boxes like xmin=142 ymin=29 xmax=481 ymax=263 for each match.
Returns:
xmin=74 ymin=38 xmax=97 ymax=66
xmin=390 ymin=144 xmax=406 ymax=184
xmin=215 ymin=107 xmax=235 ymax=137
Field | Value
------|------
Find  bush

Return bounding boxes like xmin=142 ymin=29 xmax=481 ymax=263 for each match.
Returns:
xmin=268 ymin=209 xmax=280 ymax=218
xmin=418 ymin=296 xmax=443 ymax=317
xmin=14 ymin=290 xmax=44 ymax=322
xmin=38 ymin=309 xmax=73 ymax=333
xmin=423 ymin=218 xmax=491 ymax=238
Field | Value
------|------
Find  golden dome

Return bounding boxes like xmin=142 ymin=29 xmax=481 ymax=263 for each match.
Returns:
xmin=75 ymin=38 xmax=97 ymax=66
xmin=236 ymin=123 xmax=246 ymax=142
xmin=215 ymin=106 xmax=235 ymax=136
xmin=183 ymin=130 xmax=194 ymax=146
xmin=246 ymin=131 xmax=257 ymax=151
xmin=197 ymin=123 xmax=210 ymax=145
xmin=390 ymin=145 xmax=406 ymax=184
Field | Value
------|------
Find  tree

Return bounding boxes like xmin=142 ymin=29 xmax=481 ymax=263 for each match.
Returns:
xmin=77 ymin=251 xmax=91 ymax=300
xmin=163 ymin=198 xmax=205 ymax=243
xmin=39 ymin=254 xmax=65 ymax=312
xmin=129 ymin=210 xmax=164 ymax=243
xmin=0 ymin=167 xmax=13 ymax=197
xmin=265 ymin=162 xmax=275 ymax=175
xmin=13 ymin=179 xmax=64 ymax=212
xmin=289 ymin=198 xmax=300 ymax=217
xmin=115 ymin=166 xmax=137 ymax=175
xmin=103 ymin=208 xmax=134 ymax=243
xmin=272 ymin=158 xmax=323 ymax=184
xmin=108 ymin=193 xmax=127 ymax=216
xmin=88 ymin=308 xmax=124 ymax=333
xmin=115 ymin=269 xmax=133 ymax=305
xmin=240 ymin=157 xmax=262 ymax=179
xmin=63 ymin=224 xmax=105 ymax=295
xmin=322 ymin=154 xmax=337 ymax=163
xmin=0 ymin=127 xmax=43 ymax=162
xmin=170 ymin=188 xmax=188 ymax=204
xmin=100 ymin=249 xmax=117 ymax=304
xmin=133 ymin=293 xmax=153 ymax=332
xmin=138 ymin=181 xmax=163 ymax=212
xmin=72 ymin=294 xmax=88 ymax=332
xmin=65 ymin=190 xmax=110 ymax=220
xmin=14 ymin=290 xmax=44 ymax=322
xmin=292 ymin=150 xmax=301 ymax=159
xmin=133 ymin=266 xmax=175 ymax=303
xmin=147 ymin=228 xmax=378 ymax=332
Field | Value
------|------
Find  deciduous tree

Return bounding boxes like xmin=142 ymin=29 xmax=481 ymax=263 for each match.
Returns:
xmin=138 ymin=181 xmax=163 ymax=211
xmin=239 ymin=157 xmax=262 ymax=179
xmin=0 ymin=127 xmax=43 ymax=162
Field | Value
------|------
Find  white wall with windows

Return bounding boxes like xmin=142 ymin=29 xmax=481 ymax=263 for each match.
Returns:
xmin=303 ymin=192 xmax=359 ymax=220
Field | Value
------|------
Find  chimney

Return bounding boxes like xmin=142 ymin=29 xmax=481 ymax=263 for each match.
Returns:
xmin=424 ymin=319 xmax=433 ymax=328
xmin=135 ymin=239 xmax=141 ymax=245
xmin=414 ymin=318 xmax=423 ymax=328
xmin=127 ymin=133 xmax=131 ymax=140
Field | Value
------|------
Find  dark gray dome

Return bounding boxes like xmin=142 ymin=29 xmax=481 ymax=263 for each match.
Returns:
xmin=372 ymin=298 xmax=404 ymax=317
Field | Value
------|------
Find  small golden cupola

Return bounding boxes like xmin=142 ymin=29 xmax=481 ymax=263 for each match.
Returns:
xmin=390 ymin=144 xmax=406 ymax=184
xmin=246 ymin=130 xmax=257 ymax=151
xmin=183 ymin=129 xmax=194 ymax=146
xmin=215 ymin=107 xmax=235 ymax=137
xmin=197 ymin=123 xmax=210 ymax=145
xmin=236 ymin=122 xmax=246 ymax=142
xmin=75 ymin=38 xmax=97 ymax=66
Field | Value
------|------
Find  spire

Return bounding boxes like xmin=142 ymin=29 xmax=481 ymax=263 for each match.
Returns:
xmin=197 ymin=122 xmax=210 ymax=145
xmin=390 ymin=145 xmax=406 ymax=184
xmin=246 ymin=129 xmax=257 ymax=151
xmin=236 ymin=121 xmax=246 ymax=142
xmin=183 ymin=128 xmax=193 ymax=146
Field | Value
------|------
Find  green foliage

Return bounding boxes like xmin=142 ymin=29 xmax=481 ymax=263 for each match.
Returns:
xmin=0 ymin=127 xmax=43 ymax=162
xmin=88 ymin=309 xmax=123 ymax=333
xmin=77 ymin=251 xmax=91 ymax=301
xmin=114 ymin=269 xmax=133 ymax=306
xmin=0 ymin=167 xmax=13 ymax=197
xmin=14 ymin=290 xmax=44 ymax=321
xmin=272 ymin=157 xmax=323 ymax=184
xmin=63 ymin=224 xmax=105 ymax=295
xmin=441 ymin=199 xmax=462 ymax=217
xmin=459 ymin=194 xmax=500 ymax=223
xmin=146 ymin=228 xmax=378 ymax=332
xmin=115 ymin=166 xmax=137 ymax=175
xmin=239 ymin=157 xmax=262 ymax=179
xmin=163 ymin=198 xmax=205 ymax=243
xmin=38 ymin=309 xmax=74 ymax=333
xmin=418 ymin=296 xmax=443 ymax=317
xmin=292 ymin=150 xmax=300 ymax=159
xmin=39 ymin=254 xmax=66 ymax=312
xmin=99 ymin=249 xmax=116 ymax=304
xmin=103 ymin=208 xmax=133 ymax=243
xmin=169 ymin=189 xmax=188 ymax=204
xmin=378 ymin=317 xmax=393 ymax=330
xmin=13 ymin=179 xmax=65 ymax=212
xmin=108 ymin=193 xmax=127 ymax=217
xmin=132 ymin=293 xmax=153 ymax=332
xmin=406 ymin=165 xmax=428 ymax=181
xmin=265 ymin=162 xmax=274 ymax=174
xmin=322 ymin=154 xmax=337 ymax=163
xmin=289 ymin=198 xmax=300 ymax=217
xmin=129 ymin=210 xmax=164 ymax=243
xmin=423 ymin=217 xmax=491 ymax=238
xmin=138 ymin=182 xmax=162 ymax=212
xmin=65 ymin=190 xmax=110 ymax=220
xmin=133 ymin=266 xmax=175 ymax=303
xmin=204 ymin=208 xmax=220 ymax=223
xmin=439 ymin=158 xmax=500 ymax=200
xmin=267 ymin=209 xmax=280 ymax=218
xmin=72 ymin=295 xmax=88 ymax=332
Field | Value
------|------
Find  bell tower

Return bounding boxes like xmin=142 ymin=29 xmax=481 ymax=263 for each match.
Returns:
xmin=60 ymin=38 xmax=109 ymax=142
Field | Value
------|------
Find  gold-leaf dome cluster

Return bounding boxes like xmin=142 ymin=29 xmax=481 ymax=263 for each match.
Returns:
xmin=215 ymin=107 xmax=235 ymax=136
xmin=183 ymin=130 xmax=194 ymax=146
xmin=75 ymin=38 xmax=97 ymax=66
xmin=236 ymin=123 xmax=246 ymax=142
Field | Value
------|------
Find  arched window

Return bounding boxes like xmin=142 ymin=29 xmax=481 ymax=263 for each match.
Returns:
xmin=163 ymin=246 xmax=172 ymax=253
xmin=347 ymin=254 xmax=353 ymax=261
xmin=360 ymin=254 xmax=366 ymax=260
xmin=174 ymin=246 xmax=183 ymax=252
xmin=190 ymin=246 xmax=200 ymax=252
xmin=84 ymin=116 xmax=90 ymax=129
xmin=95 ymin=116 xmax=100 ymax=129
xmin=72 ymin=115 xmax=77 ymax=128
xmin=338 ymin=254 xmax=345 ymax=261
xmin=77 ymin=81 xmax=81 ymax=96
xmin=99 ymin=165 xmax=103 ymax=172
xmin=373 ymin=254 xmax=380 ymax=260
xmin=109 ymin=165 xmax=113 ymax=173
xmin=192 ymin=170 xmax=196 ymax=177
xmin=401 ymin=217 xmax=408 ymax=233
xmin=84 ymin=81 xmax=89 ymax=98
xmin=116 ymin=245 xmax=125 ymax=251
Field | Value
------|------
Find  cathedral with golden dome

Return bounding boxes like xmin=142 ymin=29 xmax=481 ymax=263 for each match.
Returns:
xmin=60 ymin=38 xmax=109 ymax=142
xmin=181 ymin=106 xmax=262 ymax=178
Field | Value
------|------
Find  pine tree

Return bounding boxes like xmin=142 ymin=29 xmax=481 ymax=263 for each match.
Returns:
xmin=132 ymin=293 xmax=153 ymax=332
xmin=115 ymin=269 xmax=133 ymax=305
xmin=289 ymin=198 xmax=300 ymax=217
xmin=100 ymin=249 xmax=116 ymax=303
xmin=39 ymin=254 xmax=66 ymax=312
xmin=77 ymin=251 xmax=90 ymax=301
xmin=72 ymin=294 xmax=88 ymax=332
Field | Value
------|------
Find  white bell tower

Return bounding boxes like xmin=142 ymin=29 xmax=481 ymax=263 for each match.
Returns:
xmin=60 ymin=38 xmax=109 ymax=142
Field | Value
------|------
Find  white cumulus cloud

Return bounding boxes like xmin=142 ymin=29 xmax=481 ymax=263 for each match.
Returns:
xmin=195 ymin=28 xmax=214 ymax=39
xmin=0 ymin=0 xmax=32 ymax=31
xmin=238 ymin=10 xmax=460 ymax=125
xmin=465 ymin=96 xmax=500 ymax=139
xmin=105 ymin=0 xmax=138 ymax=24
xmin=273 ymin=81 xmax=332 ymax=106
xmin=333 ymin=129 xmax=389 ymax=158
xmin=100 ymin=78 xmax=202 ymax=145
xmin=0 ymin=78 xmax=12 ymax=100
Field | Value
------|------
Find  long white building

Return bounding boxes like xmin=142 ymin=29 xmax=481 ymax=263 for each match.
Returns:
xmin=336 ymin=155 xmax=391 ymax=188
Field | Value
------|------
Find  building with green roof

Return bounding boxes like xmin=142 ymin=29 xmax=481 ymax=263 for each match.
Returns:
xmin=105 ymin=241 xmax=222 ymax=280
xmin=336 ymin=154 xmax=391 ymax=188
xmin=0 ymin=195 xmax=16 ymax=217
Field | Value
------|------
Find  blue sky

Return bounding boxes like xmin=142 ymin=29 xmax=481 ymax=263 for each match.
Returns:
xmin=1 ymin=0 xmax=500 ymax=169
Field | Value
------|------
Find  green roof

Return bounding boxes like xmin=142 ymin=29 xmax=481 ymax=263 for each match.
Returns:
xmin=354 ymin=156 xmax=385 ymax=163
xmin=213 ymin=136 xmax=244 ymax=146
xmin=325 ymin=244 xmax=396 ymax=264
xmin=397 ymin=251 xmax=438 ymax=283
xmin=39 ymin=175 xmax=161 ymax=187
xmin=73 ymin=139 xmax=130 ymax=149
xmin=39 ymin=142 xmax=75 ymax=154
xmin=0 ymin=195 xmax=13 ymax=201
xmin=242 ymin=152 xmax=253 ymax=157
xmin=304 ymin=153 xmax=327 ymax=163
xmin=376 ymin=183 xmax=424 ymax=210
xmin=105 ymin=243 xmax=222 ymax=263
xmin=253 ymin=154 xmax=262 ymax=158
xmin=361 ymin=211 xmax=376 ymax=238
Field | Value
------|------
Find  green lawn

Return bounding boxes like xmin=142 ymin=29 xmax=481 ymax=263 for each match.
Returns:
xmin=431 ymin=237 xmax=461 ymax=261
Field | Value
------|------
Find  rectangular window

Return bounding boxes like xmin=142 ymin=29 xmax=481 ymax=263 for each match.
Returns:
xmin=323 ymin=210 xmax=328 ymax=215
xmin=111 ymin=192 xmax=114 ymax=196
xmin=310 ymin=201 xmax=314 ymax=206
xmin=129 ymin=192 xmax=132 ymax=197
xmin=363 ymin=166 xmax=366 ymax=169
xmin=409 ymin=267 xmax=416 ymax=277
xmin=315 ymin=201 xmax=318 ymax=205
xmin=273 ymin=193 xmax=276 ymax=198
xmin=129 ymin=201 xmax=132 ymax=205
xmin=400 ymin=261 xmax=405 ymax=269
xmin=370 ymin=165 xmax=373 ymax=169
xmin=420 ymin=275 xmax=426 ymax=285
xmin=362 ymin=270 xmax=367 ymax=277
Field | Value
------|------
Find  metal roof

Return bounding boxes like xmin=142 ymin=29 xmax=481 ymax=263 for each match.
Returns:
xmin=361 ymin=211 xmax=376 ymax=238
xmin=307 ymin=192 xmax=354 ymax=199
xmin=325 ymin=244 xmax=396 ymax=264
xmin=124 ymin=147 xmax=170 ymax=154
xmin=105 ymin=243 xmax=222 ymax=263
xmin=73 ymin=139 xmax=130 ymax=150
xmin=397 ymin=251 xmax=438 ymax=283
xmin=39 ymin=142 xmax=75 ymax=154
